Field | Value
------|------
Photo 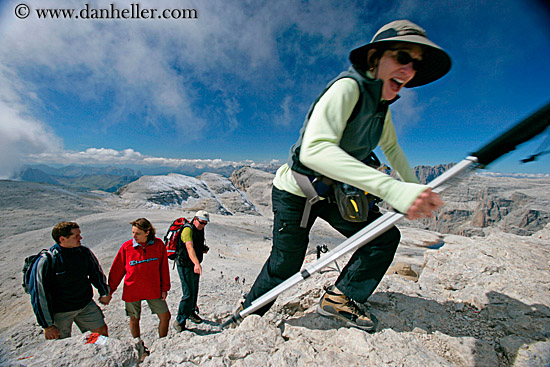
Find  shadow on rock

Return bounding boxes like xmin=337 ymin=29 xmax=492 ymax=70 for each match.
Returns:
xmin=184 ymin=319 xmax=222 ymax=336
xmin=201 ymin=319 xmax=221 ymax=327
xmin=284 ymin=290 xmax=550 ymax=366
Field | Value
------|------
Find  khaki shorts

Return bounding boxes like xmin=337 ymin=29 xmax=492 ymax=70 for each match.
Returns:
xmin=125 ymin=298 xmax=169 ymax=319
xmin=53 ymin=300 xmax=106 ymax=339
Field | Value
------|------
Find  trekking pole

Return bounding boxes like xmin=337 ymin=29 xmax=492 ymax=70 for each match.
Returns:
xmin=220 ymin=102 xmax=550 ymax=329
xmin=315 ymin=244 xmax=340 ymax=273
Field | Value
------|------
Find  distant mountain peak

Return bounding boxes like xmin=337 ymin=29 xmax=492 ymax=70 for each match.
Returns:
xmin=117 ymin=172 xmax=261 ymax=216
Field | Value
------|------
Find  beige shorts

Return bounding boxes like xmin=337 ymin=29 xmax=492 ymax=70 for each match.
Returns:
xmin=125 ymin=298 xmax=169 ymax=319
xmin=53 ymin=300 xmax=106 ymax=339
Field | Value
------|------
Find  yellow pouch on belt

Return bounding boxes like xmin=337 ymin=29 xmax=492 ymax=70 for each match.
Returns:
xmin=334 ymin=182 xmax=374 ymax=222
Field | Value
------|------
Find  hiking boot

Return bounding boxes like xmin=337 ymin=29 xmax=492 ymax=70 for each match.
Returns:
xmin=172 ymin=320 xmax=185 ymax=333
xmin=317 ymin=287 xmax=377 ymax=331
xmin=189 ymin=312 xmax=203 ymax=324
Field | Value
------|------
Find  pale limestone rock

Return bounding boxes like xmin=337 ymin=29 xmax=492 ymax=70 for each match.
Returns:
xmin=12 ymin=332 xmax=140 ymax=367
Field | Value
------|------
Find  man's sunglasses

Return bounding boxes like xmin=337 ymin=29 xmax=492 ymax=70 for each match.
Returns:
xmin=197 ymin=220 xmax=208 ymax=225
xmin=389 ymin=49 xmax=423 ymax=71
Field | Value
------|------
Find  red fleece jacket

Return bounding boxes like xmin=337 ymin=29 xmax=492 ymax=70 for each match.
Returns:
xmin=108 ymin=237 xmax=170 ymax=302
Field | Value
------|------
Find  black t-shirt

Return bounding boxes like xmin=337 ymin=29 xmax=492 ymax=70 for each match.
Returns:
xmin=177 ymin=224 xmax=205 ymax=266
xmin=49 ymin=246 xmax=94 ymax=312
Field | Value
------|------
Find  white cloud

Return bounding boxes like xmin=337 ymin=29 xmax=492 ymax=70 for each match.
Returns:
xmin=1 ymin=0 xmax=208 ymax=132
xmin=0 ymin=64 xmax=62 ymax=178
xmin=25 ymin=146 xmax=269 ymax=169
xmin=0 ymin=0 xmax=365 ymax=124
xmin=0 ymin=0 xmax=428 ymax=175
xmin=0 ymin=108 xmax=61 ymax=178
xmin=275 ymin=96 xmax=294 ymax=127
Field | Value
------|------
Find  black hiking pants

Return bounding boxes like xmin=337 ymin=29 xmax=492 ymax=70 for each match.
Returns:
xmin=243 ymin=186 xmax=400 ymax=315
xmin=176 ymin=264 xmax=200 ymax=324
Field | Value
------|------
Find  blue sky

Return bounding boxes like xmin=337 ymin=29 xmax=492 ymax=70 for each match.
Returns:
xmin=0 ymin=0 xmax=549 ymax=178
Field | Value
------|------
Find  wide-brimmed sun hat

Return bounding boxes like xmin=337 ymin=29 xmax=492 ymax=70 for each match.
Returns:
xmin=349 ymin=20 xmax=451 ymax=88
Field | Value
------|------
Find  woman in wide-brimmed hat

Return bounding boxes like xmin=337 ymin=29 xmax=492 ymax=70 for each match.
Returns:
xmin=242 ymin=20 xmax=451 ymax=331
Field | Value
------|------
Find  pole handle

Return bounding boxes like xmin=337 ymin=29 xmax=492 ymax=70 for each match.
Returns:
xmin=472 ymin=102 xmax=550 ymax=166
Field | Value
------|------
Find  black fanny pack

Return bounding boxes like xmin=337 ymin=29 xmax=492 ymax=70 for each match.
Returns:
xmin=334 ymin=182 xmax=375 ymax=222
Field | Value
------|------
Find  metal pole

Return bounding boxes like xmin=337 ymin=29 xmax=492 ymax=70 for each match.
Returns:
xmin=220 ymin=157 xmax=478 ymax=328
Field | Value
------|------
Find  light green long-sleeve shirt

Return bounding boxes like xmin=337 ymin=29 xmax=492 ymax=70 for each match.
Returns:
xmin=273 ymin=77 xmax=428 ymax=214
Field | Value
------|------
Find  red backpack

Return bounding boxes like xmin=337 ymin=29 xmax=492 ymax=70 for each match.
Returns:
xmin=164 ymin=217 xmax=191 ymax=260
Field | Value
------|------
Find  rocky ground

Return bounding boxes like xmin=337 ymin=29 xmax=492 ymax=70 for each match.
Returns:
xmin=0 ymin=173 xmax=549 ymax=366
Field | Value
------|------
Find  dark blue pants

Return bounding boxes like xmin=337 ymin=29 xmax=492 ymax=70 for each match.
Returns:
xmin=243 ymin=186 xmax=400 ymax=315
xmin=176 ymin=264 xmax=200 ymax=324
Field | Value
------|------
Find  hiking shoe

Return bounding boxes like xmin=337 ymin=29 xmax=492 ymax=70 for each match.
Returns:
xmin=172 ymin=320 xmax=185 ymax=333
xmin=141 ymin=342 xmax=150 ymax=356
xmin=136 ymin=339 xmax=150 ymax=362
xmin=189 ymin=312 xmax=203 ymax=324
xmin=317 ymin=287 xmax=377 ymax=331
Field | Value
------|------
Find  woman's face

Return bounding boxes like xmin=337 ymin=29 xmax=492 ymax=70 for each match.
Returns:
xmin=132 ymin=226 xmax=149 ymax=244
xmin=373 ymin=43 xmax=423 ymax=100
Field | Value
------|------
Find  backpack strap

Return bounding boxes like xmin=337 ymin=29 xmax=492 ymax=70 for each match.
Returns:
xmin=291 ymin=170 xmax=321 ymax=228
xmin=175 ymin=222 xmax=194 ymax=264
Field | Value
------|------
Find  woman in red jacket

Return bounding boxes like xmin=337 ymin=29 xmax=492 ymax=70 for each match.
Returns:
xmin=109 ymin=218 xmax=171 ymax=340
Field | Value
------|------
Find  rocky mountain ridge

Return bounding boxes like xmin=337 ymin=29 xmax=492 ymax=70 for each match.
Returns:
xmin=114 ymin=167 xmax=550 ymax=237
xmin=12 ymin=162 xmax=550 ymax=237
xmin=405 ymin=163 xmax=455 ymax=184
xmin=229 ymin=167 xmax=550 ymax=237
xmin=11 ymin=162 xmax=281 ymax=192
xmin=9 ymin=164 xmax=548 ymax=237
xmin=411 ymin=173 xmax=550 ymax=236
xmin=116 ymin=172 xmax=261 ymax=216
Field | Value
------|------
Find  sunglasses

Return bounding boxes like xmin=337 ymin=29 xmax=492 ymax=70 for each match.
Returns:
xmin=197 ymin=220 xmax=208 ymax=225
xmin=388 ymin=49 xmax=423 ymax=71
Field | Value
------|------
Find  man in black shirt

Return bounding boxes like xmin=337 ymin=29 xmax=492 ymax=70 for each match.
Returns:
xmin=28 ymin=221 xmax=111 ymax=339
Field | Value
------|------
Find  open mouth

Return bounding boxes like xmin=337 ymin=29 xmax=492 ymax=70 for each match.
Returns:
xmin=390 ymin=78 xmax=404 ymax=91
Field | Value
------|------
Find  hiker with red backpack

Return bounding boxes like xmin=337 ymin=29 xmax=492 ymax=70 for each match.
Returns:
xmin=171 ymin=210 xmax=210 ymax=332
xmin=108 ymin=218 xmax=171 ymax=342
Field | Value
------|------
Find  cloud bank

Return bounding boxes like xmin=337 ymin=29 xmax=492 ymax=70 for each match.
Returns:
xmin=0 ymin=0 xmax=372 ymax=177
xmin=0 ymin=64 xmax=62 ymax=178
xmin=25 ymin=147 xmax=277 ymax=170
